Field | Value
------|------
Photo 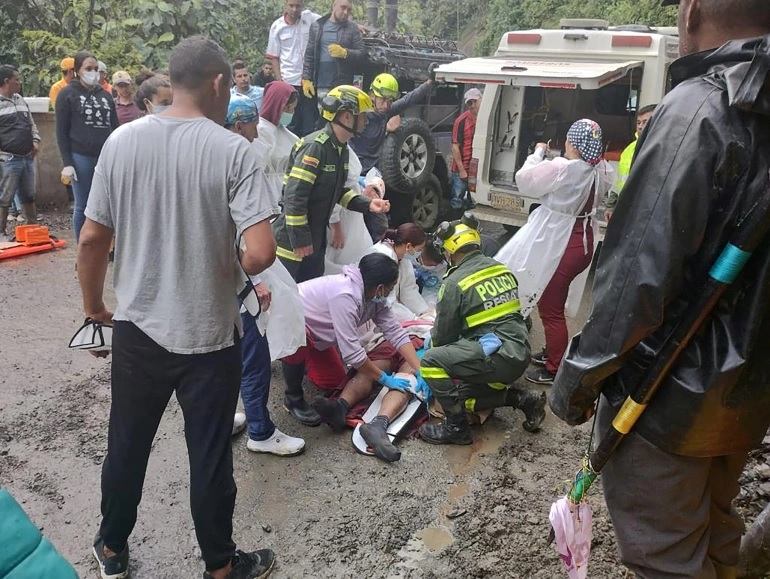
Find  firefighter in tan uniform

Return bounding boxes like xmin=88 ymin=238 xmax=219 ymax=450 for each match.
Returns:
xmin=419 ymin=214 xmax=547 ymax=445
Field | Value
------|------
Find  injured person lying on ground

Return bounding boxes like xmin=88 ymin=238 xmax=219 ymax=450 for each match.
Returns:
xmin=281 ymin=252 xmax=427 ymax=462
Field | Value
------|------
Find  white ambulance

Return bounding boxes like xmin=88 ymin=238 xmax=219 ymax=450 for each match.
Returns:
xmin=434 ymin=19 xmax=679 ymax=232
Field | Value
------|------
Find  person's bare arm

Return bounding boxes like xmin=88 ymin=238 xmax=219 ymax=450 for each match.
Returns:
xmin=240 ymin=220 xmax=276 ymax=275
xmin=270 ymin=57 xmax=282 ymax=82
xmin=77 ymin=218 xmax=114 ymax=325
xmin=451 ymin=143 xmax=467 ymax=178
xmin=397 ymin=342 xmax=421 ymax=373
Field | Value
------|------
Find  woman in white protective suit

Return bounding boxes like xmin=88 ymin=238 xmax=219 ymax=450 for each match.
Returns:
xmin=252 ymin=80 xmax=300 ymax=200
xmin=495 ymin=118 xmax=614 ymax=385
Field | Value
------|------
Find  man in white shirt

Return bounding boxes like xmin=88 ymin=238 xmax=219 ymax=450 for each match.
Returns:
xmin=266 ymin=0 xmax=321 ymax=136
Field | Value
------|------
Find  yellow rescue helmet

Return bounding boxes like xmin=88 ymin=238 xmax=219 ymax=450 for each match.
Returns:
xmin=321 ymin=85 xmax=374 ymax=122
xmin=370 ymin=73 xmax=399 ymax=101
xmin=434 ymin=212 xmax=482 ymax=255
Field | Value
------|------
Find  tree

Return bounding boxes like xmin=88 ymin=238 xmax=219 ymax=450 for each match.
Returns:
xmin=0 ymin=0 xmax=284 ymax=96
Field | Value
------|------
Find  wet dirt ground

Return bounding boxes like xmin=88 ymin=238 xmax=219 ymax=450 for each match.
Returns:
xmin=2 ymin=211 xmax=629 ymax=578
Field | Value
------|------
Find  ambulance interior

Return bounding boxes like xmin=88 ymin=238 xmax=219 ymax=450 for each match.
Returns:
xmin=488 ymin=67 xmax=644 ymax=189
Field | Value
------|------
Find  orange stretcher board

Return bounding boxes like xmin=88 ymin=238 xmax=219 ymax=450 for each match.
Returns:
xmin=0 ymin=238 xmax=67 ymax=260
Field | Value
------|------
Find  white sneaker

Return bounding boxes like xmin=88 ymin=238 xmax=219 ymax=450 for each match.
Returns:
xmin=247 ymin=428 xmax=305 ymax=456
xmin=16 ymin=215 xmax=25 ymax=222
xmin=232 ymin=412 xmax=247 ymax=436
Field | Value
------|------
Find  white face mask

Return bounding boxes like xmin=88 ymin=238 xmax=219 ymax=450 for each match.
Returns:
xmin=150 ymin=104 xmax=170 ymax=115
xmin=81 ymin=70 xmax=100 ymax=87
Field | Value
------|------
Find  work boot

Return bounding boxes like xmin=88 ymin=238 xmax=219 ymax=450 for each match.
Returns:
xmin=419 ymin=411 xmax=473 ymax=445
xmin=312 ymin=397 xmax=348 ymax=433
xmin=360 ymin=416 xmax=401 ymax=462
xmin=284 ymin=395 xmax=321 ymax=427
xmin=519 ymin=390 xmax=547 ymax=432
xmin=282 ymin=361 xmax=321 ymax=427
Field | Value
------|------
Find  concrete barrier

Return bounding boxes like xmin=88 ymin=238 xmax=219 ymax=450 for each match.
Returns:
xmin=32 ymin=112 xmax=69 ymax=206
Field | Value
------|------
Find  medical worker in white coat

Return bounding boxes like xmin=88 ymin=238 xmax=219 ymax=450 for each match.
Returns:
xmin=364 ymin=222 xmax=432 ymax=322
xmin=495 ymin=118 xmax=614 ymax=385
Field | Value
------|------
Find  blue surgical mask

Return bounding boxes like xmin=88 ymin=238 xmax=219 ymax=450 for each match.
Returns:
xmin=151 ymin=104 xmax=170 ymax=115
xmin=406 ymin=249 xmax=422 ymax=263
xmin=371 ymin=296 xmax=388 ymax=304
xmin=280 ymin=111 xmax=294 ymax=126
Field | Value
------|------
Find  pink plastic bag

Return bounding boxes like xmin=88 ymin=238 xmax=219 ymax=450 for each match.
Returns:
xmin=549 ymin=497 xmax=592 ymax=579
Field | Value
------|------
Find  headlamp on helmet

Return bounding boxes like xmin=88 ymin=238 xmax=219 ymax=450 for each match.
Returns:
xmin=434 ymin=212 xmax=482 ymax=255
xmin=320 ymin=84 xmax=374 ymax=122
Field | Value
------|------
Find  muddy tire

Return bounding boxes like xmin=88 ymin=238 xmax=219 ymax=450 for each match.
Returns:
xmin=380 ymin=118 xmax=436 ymax=191
xmin=411 ymin=174 xmax=444 ymax=231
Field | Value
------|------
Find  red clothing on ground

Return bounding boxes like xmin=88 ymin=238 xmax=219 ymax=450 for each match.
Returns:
xmin=281 ymin=328 xmax=347 ymax=389
xmin=538 ymin=219 xmax=594 ymax=374
xmin=451 ymin=110 xmax=476 ymax=173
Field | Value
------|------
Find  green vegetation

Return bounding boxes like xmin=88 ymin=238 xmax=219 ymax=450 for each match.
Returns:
xmin=0 ymin=0 xmax=676 ymax=96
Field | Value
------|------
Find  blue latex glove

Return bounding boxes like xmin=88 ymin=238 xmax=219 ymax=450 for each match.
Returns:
xmin=414 ymin=373 xmax=432 ymax=403
xmin=378 ymin=371 xmax=412 ymax=392
xmin=479 ymin=333 xmax=502 ymax=356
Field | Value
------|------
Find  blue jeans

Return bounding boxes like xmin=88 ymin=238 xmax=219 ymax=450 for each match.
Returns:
xmin=0 ymin=156 xmax=36 ymax=208
xmin=71 ymin=152 xmax=98 ymax=243
xmin=240 ymin=312 xmax=276 ymax=441
xmin=449 ymin=172 xmax=468 ymax=209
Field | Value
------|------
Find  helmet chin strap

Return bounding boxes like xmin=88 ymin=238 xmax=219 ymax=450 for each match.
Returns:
xmin=333 ymin=114 xmax=362 ymax=137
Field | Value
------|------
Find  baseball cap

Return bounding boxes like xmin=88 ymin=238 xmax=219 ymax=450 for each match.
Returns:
xmin=60 ymin=57 xmax=75 ymax=71
xmin=98 ymin=61 xmax=107 ymax=73
xmin=464 ymin=88 xmax=482 ymax=103
xmin=112 ymin=71 xmax=131 ymax=85
xmin=226 ymin=96 xmax=259 ymax=127
xmin=567 ymin=118 xmax=604 ymax=165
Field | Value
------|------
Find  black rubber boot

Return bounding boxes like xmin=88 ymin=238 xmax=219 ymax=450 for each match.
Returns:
xmin=501 ymin=385 xmax=546 ymax=432
xmin=282 ymin=362 xmax=322 ymax=427
xmin=360 ymin=416 xmax=401 ymax=462
xmin=519 ymin=390 xmax=547 ymax=432
xmin=312 ymin=397 xmax=348 ymax=433
xmin=419 ymin=411 xmax=473 ymax=445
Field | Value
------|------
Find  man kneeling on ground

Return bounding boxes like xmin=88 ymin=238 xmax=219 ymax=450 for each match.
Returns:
xmin=282 ymin=252 xmax=425 ymax=462
xmin=419 ymin=213 xmax=546 ymax=444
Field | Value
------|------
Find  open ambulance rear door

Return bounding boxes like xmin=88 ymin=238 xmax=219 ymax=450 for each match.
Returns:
xmin=434 ymin=57 xmax=643 ymax=90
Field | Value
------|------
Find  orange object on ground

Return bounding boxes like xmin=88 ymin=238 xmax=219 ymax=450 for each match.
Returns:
xmin=15 ymin=225 xmax=51 ymax=246
xmin=1 ymin=228 xmax=66 ymax=260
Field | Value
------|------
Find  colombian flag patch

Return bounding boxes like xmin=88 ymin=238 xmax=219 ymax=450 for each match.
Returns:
xmin=302 ymin=155 xmax=319 ymax=168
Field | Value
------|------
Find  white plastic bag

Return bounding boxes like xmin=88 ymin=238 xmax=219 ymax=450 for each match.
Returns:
xmin=549 ymin=497 xmax=592 ymax=579
xmin=363 ymin=166 xmax=385 ymax=199
xmin=325 ymin=149 xmax=377 ymax=274
xmin=256 ymin=260 xmax=306 ymax=361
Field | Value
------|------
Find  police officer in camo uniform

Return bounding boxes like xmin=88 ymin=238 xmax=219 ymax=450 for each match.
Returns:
xmin=419 ymin=213 xmax=547 ymax=445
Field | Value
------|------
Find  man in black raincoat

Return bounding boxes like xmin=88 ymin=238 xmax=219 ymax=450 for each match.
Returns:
xmin=549 ymin=0 xmax=770 ymax=576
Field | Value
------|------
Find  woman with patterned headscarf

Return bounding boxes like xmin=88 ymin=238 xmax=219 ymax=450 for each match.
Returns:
xmin=495 ymin=119 xmax=614 ymax=384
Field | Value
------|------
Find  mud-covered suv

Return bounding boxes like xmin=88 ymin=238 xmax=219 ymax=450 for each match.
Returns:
xmin=360 ymin=33 xmax=467 ymax=229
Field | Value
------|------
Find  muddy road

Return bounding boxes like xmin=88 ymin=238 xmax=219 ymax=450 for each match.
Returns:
xmin=0 ymin=211 xmax=628 ymax=578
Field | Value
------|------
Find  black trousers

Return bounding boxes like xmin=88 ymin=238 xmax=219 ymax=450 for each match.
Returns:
xmin=99 ymin=321 xmax=242 ymax=571
xmin=279 ymin=248 xmax=326 ymax=283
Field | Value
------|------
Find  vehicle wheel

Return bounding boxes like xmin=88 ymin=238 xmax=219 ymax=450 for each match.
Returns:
xmin=411 ymin=174 xmax=443 ymax=231
xmin=379 ymin=118 xmax=437 ymax=191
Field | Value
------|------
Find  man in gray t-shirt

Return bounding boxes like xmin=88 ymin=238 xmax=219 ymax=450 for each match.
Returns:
xmin=77 ymin=36 xmax=277 ymax=579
